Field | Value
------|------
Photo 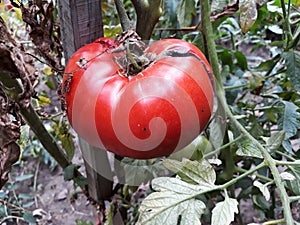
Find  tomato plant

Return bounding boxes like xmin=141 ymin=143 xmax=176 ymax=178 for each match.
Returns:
xmin=62 ymin=36 xmax=215 ymax=159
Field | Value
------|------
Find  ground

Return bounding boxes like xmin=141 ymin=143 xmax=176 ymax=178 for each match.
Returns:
xmin=1 ymin=147 xmax=95 ymax=225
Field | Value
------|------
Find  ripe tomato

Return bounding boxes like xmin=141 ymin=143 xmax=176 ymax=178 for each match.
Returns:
xmin=62 ymin=37 xmax=215 ymax=159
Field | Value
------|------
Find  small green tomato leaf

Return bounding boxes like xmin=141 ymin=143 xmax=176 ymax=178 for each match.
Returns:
xmin=239 ymin=0 xmax=258 ymax=33
xmin=236 ymin=140 xmax=263 ymax=158
xmin=253 ymin=181 xmax=270 ymax=201
xmin=211 ymin=195 xmax=239 ymax=225
xmin=137 ymin=177 xmax=205 ymax=225
xmin=163 ymin=159 xmax=216 ymax=190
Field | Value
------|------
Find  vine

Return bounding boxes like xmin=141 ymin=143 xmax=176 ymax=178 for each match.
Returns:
xmin=201 ymin=0 xmax=294 ymax=224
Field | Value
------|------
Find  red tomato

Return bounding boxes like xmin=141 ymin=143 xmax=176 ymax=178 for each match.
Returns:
xmin=62 ymin=37 xmax=215 ymax=159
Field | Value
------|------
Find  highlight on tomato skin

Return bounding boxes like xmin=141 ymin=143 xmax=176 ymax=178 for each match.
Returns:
xmin=62 ymin=37 xmax=215 ymax=159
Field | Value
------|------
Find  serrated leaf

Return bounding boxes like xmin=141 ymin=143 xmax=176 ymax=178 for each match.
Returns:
xmin=282 ymin=50 xmax=300 ymax=90
xmin=137 ymin=177 xmax=205 ymax=225
xmin=211 ymin=196 xmax=239 ymax=225
xmin=163 ymin=159 xmax=216 ymax=190
xmin=263 ymin=130 xmax=286 ymax=152
xmin=278 ymin=101 xmax=300 ymax=152
xmin=239 ymin=0 xmax=258 ymax=33
xmin=236 ymin=140 xmax=263 ymax=158
xmin=176 ymin=0 xmax=196 ymax=28
xmin=122 ymin=158 xmax=161 ymax=186
xmin=253 ymin=181 xmax=270 ymax=201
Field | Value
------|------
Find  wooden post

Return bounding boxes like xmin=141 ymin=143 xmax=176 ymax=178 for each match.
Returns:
xmin=58 ymin=0 xmax=114 ymax=203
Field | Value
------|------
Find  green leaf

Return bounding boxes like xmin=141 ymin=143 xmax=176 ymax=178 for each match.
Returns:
xmin=37 ymin=95 xmax=51 ymax=105
xmin=64 ymin=164 xmax=78 ymax=181
xmin=211 ymin=195 xmax=239 ymax=225
xmin=234 ymin=51 xmax=248 ymax=70
xmin=263 ymin=130 xmax=286 ymax=152
xmin=75 ymin=219 xmax=94 ymax=225
xmin=137 ymin=177 xmax=205 ymax=225
xmin=15 ymin=174 xmax=34 ymax=182
xmin=278 ymin=101 xmax=300 ymax=151
xmin=282 ymin=50 xmax=300 ymax=90
xmin=170 ymin=135 xmax=212 ymax=161
xmin=74 ymin=175 xmax=88 ymax=188
xmin=104 ymin=25 xmax=122 ymax=38
xmin=253 ymin=181 xmax=270 ymax=201
xmin=176 ymin=0 xmax=196 ymax=28
xmin=285 ymin=163 xmax=300 ymax=195
xmin=253 ymin=194 xmax=270 ymax=210
xmin=163 ymin=159 xmax=216 ymax=190
xmin=208 ymin=99 xmax=227 ymax=149
xmin=255 ymin=55 xmax=280 ymax=71
xmin=236 ymin=140 xmax=263 ymax=158
xmin=61 ymin=133 xmax=75 ymax=161
xmin=122 ymin=158 xmax=162 ymax=186
xmin=23 ymin=211 xmax=36 ymax=224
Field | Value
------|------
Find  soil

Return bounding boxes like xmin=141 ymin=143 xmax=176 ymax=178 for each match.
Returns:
xmin=2 ymin=147 xmax=96 ymax=225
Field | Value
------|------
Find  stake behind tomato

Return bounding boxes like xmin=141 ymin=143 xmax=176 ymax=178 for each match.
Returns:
xmin=62 ymin=37 xmax=215 ymax=159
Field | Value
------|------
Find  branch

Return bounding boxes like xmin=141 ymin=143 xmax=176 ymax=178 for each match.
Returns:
xmin=0 ymin=71 xmax=70 ymax=168
xmin=131 ymin=0 xmax=162 ymax=39
xmin=200 ymin=0 xmax=294 ymax=224
xmin=114 ymin=0 xmax=132 ymax=31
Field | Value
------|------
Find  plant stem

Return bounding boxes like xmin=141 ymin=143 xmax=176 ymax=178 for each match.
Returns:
xmin=234 ymin=166 xmax=273 ymax=182
xmin=200 ymin=0 xmax=294 ymax=224
xmin=0 ymin=71 xmax=87 ymax=190
xmin=280 ymin=0 xmax=293 ymax=48
xmin=204 ymin=135 xmax=243 ymax=158
xmin=131 ymin=0 xmax=162 ymax=40
xmin=263 ymin=219 xmax=286 ymax=225
xmin=114 ymin=0 xmax=131 ymax=31
xmin=276 ymin=160 xmax=300 ymax=166
xmin=220 ymin=162 xmax=266 ymax=189
xmin=289 ymin=195 xmax=300 ymax=202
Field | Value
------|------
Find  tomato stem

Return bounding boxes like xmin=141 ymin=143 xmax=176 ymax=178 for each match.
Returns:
xmin=201 ymin=0 xmax=294 ymax=224
xmin=125 ymin=43 xmax=142 ymax=72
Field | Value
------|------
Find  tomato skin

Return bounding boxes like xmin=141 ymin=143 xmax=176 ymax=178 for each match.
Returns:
xmin=63 ymin=38 xmax=215 ymax=159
